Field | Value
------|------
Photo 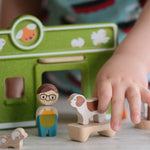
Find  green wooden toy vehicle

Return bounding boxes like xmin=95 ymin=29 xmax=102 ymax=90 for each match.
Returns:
xmin=0 ymin=15 xmax=117 ymax=129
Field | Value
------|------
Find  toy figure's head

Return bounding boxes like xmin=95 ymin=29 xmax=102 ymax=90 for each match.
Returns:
xmin=37 ymin=84 xmax=59 ymax=106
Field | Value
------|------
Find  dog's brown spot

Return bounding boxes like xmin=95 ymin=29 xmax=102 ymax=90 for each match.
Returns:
xmin=76 ymin=96 xmax=85 ymax=107
xmin=87 ymin=100 xmax=98 ymax=112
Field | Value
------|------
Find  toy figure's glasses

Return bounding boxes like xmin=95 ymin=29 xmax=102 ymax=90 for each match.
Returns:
xmin=40 ymin=94 xmax=56 ymax=101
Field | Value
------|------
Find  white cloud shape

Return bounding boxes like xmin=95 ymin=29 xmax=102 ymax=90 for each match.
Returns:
xmin=91 ymin=29 xmax=110 ymax=46
xmin=71 ymin=37 xmax=85 ymax=48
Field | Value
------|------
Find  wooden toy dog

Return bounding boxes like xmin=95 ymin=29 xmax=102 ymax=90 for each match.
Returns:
xmin=0 ymin=128 xmax=28 ymax=149
xmin=68 ymin=93 xmax=105 ymax=124
xmin=68 ymin=93 xmax=115 ymax=142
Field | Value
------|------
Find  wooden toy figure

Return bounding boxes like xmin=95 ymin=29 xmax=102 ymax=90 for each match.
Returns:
xmin=68 ymin=93 xmax=115 ymax=142
xmin=36 ymin=84 xmax=59 ymax=137
xmin=0 ymin=128 xmax=28 ymax=149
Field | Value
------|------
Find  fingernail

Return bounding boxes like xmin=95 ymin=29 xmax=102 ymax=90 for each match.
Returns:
xmin=133 ymin=114 xmax=141 ymax=123
xmin=111 ymin=121 xmax=120 ymax=131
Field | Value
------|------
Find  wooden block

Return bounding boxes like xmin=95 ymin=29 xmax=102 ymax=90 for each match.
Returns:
xmin=68 ymin=93 xmax=105 ymax=125
xmin=0 ymin=128 xmax=28 ymax=149
xmin=68 ymin=121 xmax=115 ymax=142
xmin=135 ymin=119 xmax=150 ymax=130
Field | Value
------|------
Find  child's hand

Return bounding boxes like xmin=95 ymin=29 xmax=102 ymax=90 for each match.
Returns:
xmin=93 ymin=53 xmax=150 ymax=131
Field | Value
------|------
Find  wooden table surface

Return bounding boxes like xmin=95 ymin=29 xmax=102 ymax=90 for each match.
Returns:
xmin=0 ymin=98 xmax=150 ymax=150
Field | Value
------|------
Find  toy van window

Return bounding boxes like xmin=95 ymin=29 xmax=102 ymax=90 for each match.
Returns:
xmin=5 ymin=77 xmax=24 ymax=99
xmin=42 ymin=70 xmax=82 ymax=96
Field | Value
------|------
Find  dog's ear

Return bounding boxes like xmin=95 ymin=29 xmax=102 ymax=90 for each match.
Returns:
xmin=16 ymin=30 xmax=23 ymax=39
xmin=26 ymin=23 xmax=37 ymax=30
xmin=11 ymin=130 xmax=21 ymax=140
xmin=76 ymin=95 xmax=85 ymax=107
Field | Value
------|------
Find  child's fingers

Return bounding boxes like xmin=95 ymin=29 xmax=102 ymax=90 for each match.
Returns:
xmin=92 ymin=84 xmax=97 ymax=97
xmin=126 ymin=86 xmax=141 ymax=124
xmin=111 ymin=85 xmax=125 ymax=131
xmin=140 ymin=87 xmax=150 ymax=106
xmin=97 ymin=80 xmax=112 ymax=113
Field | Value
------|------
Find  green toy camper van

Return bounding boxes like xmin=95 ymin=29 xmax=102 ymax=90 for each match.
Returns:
xmin=0 ymin=15 xmax=117 ymax=129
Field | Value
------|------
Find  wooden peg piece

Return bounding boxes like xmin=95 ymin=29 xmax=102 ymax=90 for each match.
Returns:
xmin=68 ymin=121 xmax=115 ymax=142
